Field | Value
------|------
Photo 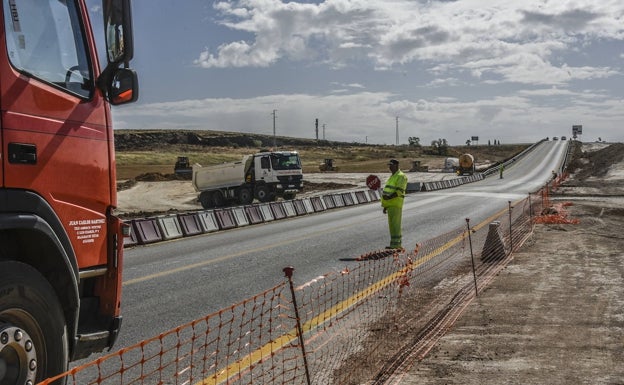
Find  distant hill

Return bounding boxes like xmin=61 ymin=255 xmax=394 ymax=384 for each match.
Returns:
xmin=114 ymin=129 xmax=360 ymax=151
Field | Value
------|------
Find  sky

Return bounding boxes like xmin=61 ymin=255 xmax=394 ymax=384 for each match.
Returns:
xmin=90 ymin=0 xmax=624 ymax=145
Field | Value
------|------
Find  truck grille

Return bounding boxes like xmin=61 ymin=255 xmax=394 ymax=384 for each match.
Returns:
xmin=277 ymin=175 xmax=302 ymax=186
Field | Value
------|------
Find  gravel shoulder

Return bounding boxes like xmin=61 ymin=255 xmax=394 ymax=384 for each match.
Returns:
xmin=394 ymin=196 xmax=624 ymax=384
xmin=392 ymin=144 xmax=624 ymax=384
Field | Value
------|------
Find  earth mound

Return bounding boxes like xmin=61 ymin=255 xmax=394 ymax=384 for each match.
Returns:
xmin=568 ymin=142 xmax=624 ymax=180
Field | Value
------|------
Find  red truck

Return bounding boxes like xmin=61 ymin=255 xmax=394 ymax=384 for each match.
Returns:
xmin=0 ymin=0 xmax=137 ymax=383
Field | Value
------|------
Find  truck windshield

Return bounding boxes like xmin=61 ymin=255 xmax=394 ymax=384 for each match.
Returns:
xmin=3 ymin=0 xmax=93 ymax=98
xmin=270 ymin=154 xmax=301 ymax=170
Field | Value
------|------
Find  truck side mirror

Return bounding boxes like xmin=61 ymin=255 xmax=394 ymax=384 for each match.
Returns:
xmin=109 ymin=68 xmax=138 ymax=105
xmin=104 ymin=0 xmax=134 ymax=64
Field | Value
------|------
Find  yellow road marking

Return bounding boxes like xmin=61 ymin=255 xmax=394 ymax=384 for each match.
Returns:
xmin=195 ymin=204 xmax=519 ymax=385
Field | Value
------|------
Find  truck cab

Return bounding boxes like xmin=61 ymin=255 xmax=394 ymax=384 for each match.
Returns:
xmin=0 ymin=0 xmax=137 ymax=382
xmin=251 ymin=152 xmax=303 ymax=201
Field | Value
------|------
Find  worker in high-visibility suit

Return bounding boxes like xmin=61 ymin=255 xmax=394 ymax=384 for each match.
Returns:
xmin=381 ymin=159 xmax=408 ymax=249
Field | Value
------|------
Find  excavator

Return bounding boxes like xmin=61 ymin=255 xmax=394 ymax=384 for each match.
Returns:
xmin=319 ymin=158 xmax=338 ymax=172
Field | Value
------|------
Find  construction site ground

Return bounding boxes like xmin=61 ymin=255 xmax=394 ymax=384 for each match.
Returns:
xmin=389 ymin=143 xmax=624 ymax=384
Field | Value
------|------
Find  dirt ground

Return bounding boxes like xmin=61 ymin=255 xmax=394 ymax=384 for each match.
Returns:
xmin=385 ymin=143 xmax=624 ymax=384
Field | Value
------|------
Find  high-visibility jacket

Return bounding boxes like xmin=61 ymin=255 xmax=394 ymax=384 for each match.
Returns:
xmin=381 ymin=170 xmax=407 ymax=208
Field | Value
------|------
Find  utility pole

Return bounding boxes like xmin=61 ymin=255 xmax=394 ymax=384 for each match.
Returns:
xmin=315 ymin=118 xmax=319 ymax=140
xmin=396 ymin=116 xmax=399 ymax=146
xmin=272 ymin=109 xmax=277 ymax=148
xmin=323 ymin=124 xmax=326 ymax=140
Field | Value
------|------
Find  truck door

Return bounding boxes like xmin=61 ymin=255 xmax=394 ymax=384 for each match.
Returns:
xmin=0 ymin=0 xmax=113 ymax=266
xmin=258 ymin=155 xmax=271 ymax=180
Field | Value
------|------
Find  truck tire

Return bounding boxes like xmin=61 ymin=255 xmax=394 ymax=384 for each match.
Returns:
xmin=199 ymin=191 xmax=214 ymax=209
xmin=238 ymin=188 xmax=253 ymax=205
xmin=254 ymin=185 xmax=271 ymax=203
xmin=283 ymin=193 xmax=296 ymax=200
xmin=0 ymin=261 xmax=69 ymax=385
xmin=212 ymin=191 xmax=225 ymax=207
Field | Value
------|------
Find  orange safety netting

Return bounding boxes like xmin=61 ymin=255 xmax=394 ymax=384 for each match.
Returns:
xmin=534 ymin=174 xmax=580 ymax=224
xmin=534 ymin=202 xmax=580 ymax=224
xmin=40 ymin=184 xmax=556 ymax=385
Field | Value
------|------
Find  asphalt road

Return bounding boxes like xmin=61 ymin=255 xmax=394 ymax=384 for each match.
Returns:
xmin=106 ymin=140 xmax=570 ymax=356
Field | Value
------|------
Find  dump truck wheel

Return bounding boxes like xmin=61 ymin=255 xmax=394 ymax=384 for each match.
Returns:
xmin=212 ymin=191 xmax=225 ymax=207
xmin=255 ymin=185 xmax=270 ymax=203
xmin=199 ymin=191 xmax=214 ymax=209
xmin=238 ymin=188 xmax=253 ymax=205
xmin=0 ymin=261 xmax=69 ymax=384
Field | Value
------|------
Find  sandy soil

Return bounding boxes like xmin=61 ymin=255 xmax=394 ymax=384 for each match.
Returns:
xmin=395 ymin=206 xmax=624 ymax=384
xmin=386 ymin=142 xmax=624 ymax=384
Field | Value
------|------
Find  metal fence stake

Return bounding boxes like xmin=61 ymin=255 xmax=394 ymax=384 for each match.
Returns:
xmin=465 ymin=218 xmax=478 ymax=297
xmin=508 ymin=201 xmax=513 ymax=252
xmin=283 ymin=266 xmax=312 ymax=385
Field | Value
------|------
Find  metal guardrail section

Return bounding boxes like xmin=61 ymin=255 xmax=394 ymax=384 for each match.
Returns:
xmin=40 ymin=177 xmax=569 ymax=385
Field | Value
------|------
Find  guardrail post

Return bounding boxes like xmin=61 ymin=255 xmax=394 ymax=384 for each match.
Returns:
xmin=283 ymin=266 xmax=312 ymax=385
xmin=465 ymin=218 xmax=478 ymax=297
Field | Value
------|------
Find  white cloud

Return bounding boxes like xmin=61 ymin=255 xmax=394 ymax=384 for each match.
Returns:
xmin=193 ymin=1 xmax=623 ymax=87
xmin=114 ymin=86 xmax=624 ymax=144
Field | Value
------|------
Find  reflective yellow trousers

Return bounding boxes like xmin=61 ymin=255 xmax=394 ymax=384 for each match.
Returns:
xmin=386 ymin=206 xmax=403 ymax=248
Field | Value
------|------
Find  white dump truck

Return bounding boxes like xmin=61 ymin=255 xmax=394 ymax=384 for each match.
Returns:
xmin=192 ymin=151 xmax=304 ymax=208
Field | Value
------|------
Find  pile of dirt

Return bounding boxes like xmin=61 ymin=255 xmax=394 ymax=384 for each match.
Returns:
xmin=304 ymin=181 xmax=357 ymax=191
xmin=117 ymin=179 xmax=137 ymax=191
xmin=568 ymin=142 xmax=624 ymax=180
xmin=558 ymin=142 xmax=624 ymax=198
xmin=118 ymin=172 xmax=191 ymax=191
xmin=134 ymin=172 xmax=184 ymax=182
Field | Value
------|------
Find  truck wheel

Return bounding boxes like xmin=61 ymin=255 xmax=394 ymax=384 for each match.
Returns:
xmin=199 ymin=191 xmax=214 ymax=209
xmin=283 ymin=193 xmax=296 ymax=200
xmin=238 ymin=188 xmax=253 ymax=205
xmin=254 ymin=185 xmax=270 ymax=203
xmin=0 ymin=261 xmax=69 ymax=385
xmin=212 ymin=191 xmax=225 ymax=207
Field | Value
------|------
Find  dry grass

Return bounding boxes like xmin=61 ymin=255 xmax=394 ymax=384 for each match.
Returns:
xmin=115 ymin=141 xmax=530 ymax=180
